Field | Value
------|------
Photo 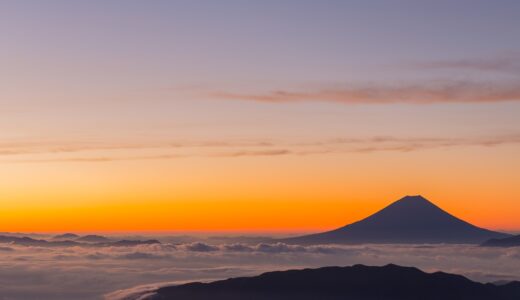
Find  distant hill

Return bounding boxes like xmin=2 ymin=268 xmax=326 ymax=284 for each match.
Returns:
xmin=0 ymin=234 xmax=160 ymax=247
xmin=151 ymin=264 xmax=520 ymax=300
xmin=283 ymin=195 xmax=510 ymax=244
xmin=482 ymin=235 xmax=520 ymax=247
xmin=76 ymin=235 xmax=112 ymax=243
xmin=0 ymin=235 xmax=80 ymax=247
xmin=100 ymin=239 xmax=161 ymax=247
xmin=53 ymin=233 xmax=80 ymax=240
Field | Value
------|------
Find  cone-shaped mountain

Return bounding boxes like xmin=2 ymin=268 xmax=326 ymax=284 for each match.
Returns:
xmin=283 ymin=195 xmax=510 ymax=244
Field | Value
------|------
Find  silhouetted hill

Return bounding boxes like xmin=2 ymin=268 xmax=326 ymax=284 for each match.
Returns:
xmin=482 ymin=235 xmax=520 ymax=247
xmin=151 ymin=264 xmax=520 ymax=300
xmin=76 ymin=235 xmax=111 ymax=243
xmin=0 ymin=235 xmax=159 ymax=248
xmin=53 ymin=233 xmax=80 ymax=240
xmin=99 ymin=239 xmax=161 ymax=247
xmin=0 ymin=235 xmax=80 ymax=247
xmin=283 ymin=195 xmax=509 ymax=244
xmin=207 ymin=236 xmax=274 ymax=244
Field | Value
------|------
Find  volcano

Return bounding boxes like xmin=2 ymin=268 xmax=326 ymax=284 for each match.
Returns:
xmin=283 ymin=195 xmax=510 ymax=244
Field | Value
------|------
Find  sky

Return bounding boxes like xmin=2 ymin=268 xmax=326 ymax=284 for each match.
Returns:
xmin=1 ymin=0 xmax=520 ymax=232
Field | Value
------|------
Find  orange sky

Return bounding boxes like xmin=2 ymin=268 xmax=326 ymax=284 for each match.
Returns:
xmin=1 ymin=145 xmax=519 ymax=233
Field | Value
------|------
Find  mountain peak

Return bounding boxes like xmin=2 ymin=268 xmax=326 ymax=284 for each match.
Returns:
xmin=283 ymin=194 xmax=510 ymax=244
xmin=397 ymin=195 xmax=431 ymax=204
xmin=401 ymin=195 xmax=427 ymax=200
xmin=382 ymin=195 xmax=439 ymax=213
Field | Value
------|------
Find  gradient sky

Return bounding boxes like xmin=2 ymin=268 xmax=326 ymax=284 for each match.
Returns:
xmin=1 ymin=0 xmax=520 ymax=232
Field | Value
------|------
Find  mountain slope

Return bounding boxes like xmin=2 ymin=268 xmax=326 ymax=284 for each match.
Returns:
xmin=283 ymin=195 xmax=509 ymax=244
xmin=482 ymin=235 xmax=520 ymax=247
xmin=151 ymin=264 xmax=520 ymax=300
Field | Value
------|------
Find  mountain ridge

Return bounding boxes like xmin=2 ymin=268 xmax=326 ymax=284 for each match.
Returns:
xmin=150 ymin=264 xmax=520 ymax=300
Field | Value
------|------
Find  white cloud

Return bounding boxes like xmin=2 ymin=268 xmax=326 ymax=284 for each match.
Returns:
xmin=1 ymin=240 xmax=520 ymax=299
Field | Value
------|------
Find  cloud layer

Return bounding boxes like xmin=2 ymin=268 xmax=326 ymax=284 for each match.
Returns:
xmin=2 ymin=235 xmax=520 ymax=300
xmin=211 ymin=54 xmax=520 ymax=105
xmin=2 ymin=134 xmax=520 ymax=163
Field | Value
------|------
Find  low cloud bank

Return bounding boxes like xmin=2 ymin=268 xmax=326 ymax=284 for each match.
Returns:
xmin=1 ymin=239 xmax=520 ymax=300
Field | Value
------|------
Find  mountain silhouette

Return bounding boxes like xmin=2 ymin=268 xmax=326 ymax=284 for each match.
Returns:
xmin=482 ymin=235 xmax=520 ymax=247
xmin=76 ymin=234 xmax=112 ymax=243
xmin=151 ymin=264 xmax=520 ymax=300
xmin=0 ymin=235 xmax=80 ymax=247
xmin=283 ymin=195 xmax=510 ymax=244
xmin=0 ymin=235 xmax=161 ymax=247
xmin=98 ymin=239 xmax=161 ymax=247
xmin=52 ymin=233 xmax=79 ymax=240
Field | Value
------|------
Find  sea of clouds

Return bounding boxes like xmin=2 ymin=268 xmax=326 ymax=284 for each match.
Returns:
xmin=1 ymin=236 xmax=520 ymax=300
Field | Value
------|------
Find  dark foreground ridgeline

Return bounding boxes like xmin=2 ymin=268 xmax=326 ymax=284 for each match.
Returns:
xmin=151 ymin=264 xmax=520 ymax=300
xmin=282 ymin=195 xmax=510 ymax=244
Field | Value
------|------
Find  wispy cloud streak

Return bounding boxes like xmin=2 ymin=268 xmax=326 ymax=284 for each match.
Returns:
xmin=212 ymin=80 xmax=520 ymax=105
xmin=2 ymin=134 xmax=520 ymax=163
xmin=414 ymin=53 xmax=520 ymax=75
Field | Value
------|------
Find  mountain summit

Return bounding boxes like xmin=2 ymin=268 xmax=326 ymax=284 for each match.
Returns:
xmin=283 ymin=195 xmax=510 ymax=244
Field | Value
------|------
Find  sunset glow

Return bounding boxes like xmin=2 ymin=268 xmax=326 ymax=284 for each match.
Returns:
xmin=1 ymin=0 xmax=519 ymax=233
xmin=3 ymin=2 xmax=520 ymax=299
